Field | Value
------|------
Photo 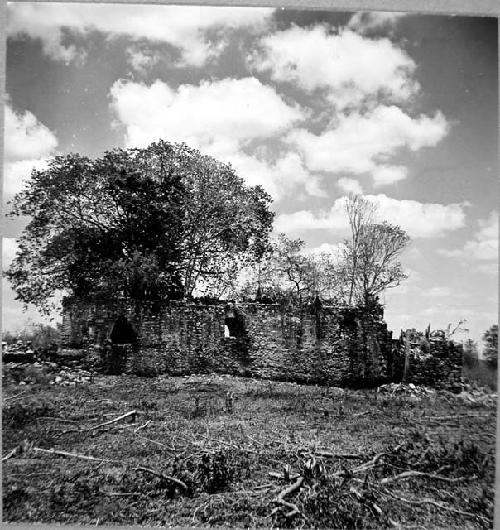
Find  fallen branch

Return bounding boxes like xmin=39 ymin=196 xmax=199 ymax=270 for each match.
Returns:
xmin=272 ymin=474 xmax=305 ymax=518
xmin=351 ymin=443 xmax=404 ymax=475
xmin=131 ymin=432 xmax=175 ymax=451
xmin=381 ymin=470 xmax=471 ymax=485
xmin=32 ymin=447 xmax=119 ymax=463
xmin=67 ymin=410 xmax=138 ymax=434
xmin=99 ymin=491 xmax=143 ymax=497
xmin=133 ymin=466 xmax=187 ymax=491
xmin=134 ymin=420 xmax=151 ymax=433
xmin=385 ymin=491 xmax=490 ymax=523
xmin=2 ymin=442 xmax=27 ymax=462
xmin=30 ymin=446 xmax=187 ymax=492
xmin=38 ymin=417 xmax=81 ymax=424
xmin=275 ymin=498 xmax=300 ymax=518
xmin=55 ymin=410 xmax=139 ymax=436
xmin=426 ymin=413 xmax=492 ymax=421
xmin=314 ymin=450 xmax=363 ymax=459
xmin=278 ymin=476 xmax=305 ymax=498
xmin=269 ymin=471 xmax=301 ymax=480
xmin=352 ymin=452 xmax=387 ymax=474
xmin=3 ymin=390 xmax=27 ymax=402
xmin=254 ymin=482 xmax=275 ymax=490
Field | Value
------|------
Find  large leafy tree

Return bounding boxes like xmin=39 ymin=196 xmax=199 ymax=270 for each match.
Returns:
xmin=6 ymin=140 xmax=273 ymax=312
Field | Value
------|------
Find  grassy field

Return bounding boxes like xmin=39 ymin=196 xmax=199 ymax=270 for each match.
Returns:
xmin=2 ymin=370 xmax=496 ymax=528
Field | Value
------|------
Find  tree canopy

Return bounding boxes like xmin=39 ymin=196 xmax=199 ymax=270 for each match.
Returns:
xmin=239 ymin=234 xmax=314 ymax=304
xmin=237 ymin=195 xmax=410 ymax=308
xmin=6 ymin=140 xmax=274 ymax=311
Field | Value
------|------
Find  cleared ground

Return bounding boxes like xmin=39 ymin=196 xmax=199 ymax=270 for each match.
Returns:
xmin=2 ymin=371 xmax=496 ymax=528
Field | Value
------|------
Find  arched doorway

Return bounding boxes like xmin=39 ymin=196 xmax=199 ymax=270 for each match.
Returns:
xmin=110 ymin=315 xmax=137 ymax=344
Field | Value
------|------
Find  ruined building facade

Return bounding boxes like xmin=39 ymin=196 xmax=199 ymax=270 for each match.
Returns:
xmin=61 ymin=298 xmax=394 ymax=386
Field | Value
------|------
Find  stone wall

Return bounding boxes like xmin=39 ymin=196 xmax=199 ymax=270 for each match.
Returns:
xmin=391 ymin=330 xmax=463 ymax=388
xmin=61 ymin=298 xmax=392 ymax=386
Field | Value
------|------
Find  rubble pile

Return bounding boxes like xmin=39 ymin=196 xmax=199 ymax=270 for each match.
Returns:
xmin=3 ymin=361 xmax=92 ymax=387
xmin=377 ymin=382 xmax=436 ymax=400
xmin=49 ymin=368 xmax=92 ymax=386
xmin=455 ymin=383 xmax=497 ymax=407
xmin=2 ymin=341 xmax=36 ymax=363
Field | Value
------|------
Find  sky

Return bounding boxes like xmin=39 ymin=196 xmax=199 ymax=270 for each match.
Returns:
xmin=2 ymin=4 xmax=498 ymax=348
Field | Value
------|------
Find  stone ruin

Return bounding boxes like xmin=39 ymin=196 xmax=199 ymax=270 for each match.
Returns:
xmin=60 ymin=297 xmax=463 ymax=388
xmin=391 ymin=328 xmax=464 ymax=389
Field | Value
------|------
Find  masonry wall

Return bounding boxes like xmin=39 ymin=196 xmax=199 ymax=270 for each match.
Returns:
xmin=61 ymin=299 xmax=392 ymax=386
xmin=391 ymin=335 xmax=463 ymax=389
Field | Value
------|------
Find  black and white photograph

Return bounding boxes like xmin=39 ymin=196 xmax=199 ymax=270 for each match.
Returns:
xmin=2 ymin=2 xmax=498 ymax=528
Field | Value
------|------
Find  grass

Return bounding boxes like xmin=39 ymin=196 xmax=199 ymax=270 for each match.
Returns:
xmin=2 ymin=369 xmax=496 ymax=528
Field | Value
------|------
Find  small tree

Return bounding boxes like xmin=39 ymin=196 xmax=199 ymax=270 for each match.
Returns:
xmin=238 ymin=234 xmax=346 ymax=305
xmin=343 ymin=195 xmax=410 ymax=306
xmin=463 ymin=339 xmax=479 ymax=368
xmin=445 ymin=319 xmax=468 ymax=341
xmin=238 ymin=234 xmax=313 ymax=304
xmin=354 ymin=222 xmax=410 ymax=304
xmin=345 ymin=194 xmax=376 ymax=305
xmin=483 ymin=324 xmax=498 ymax=368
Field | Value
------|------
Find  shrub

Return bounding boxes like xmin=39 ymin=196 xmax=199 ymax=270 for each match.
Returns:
xmin=196 ymin=449 xmax=249 ymax=493
xmin=3 ymin=396 xmax=55 ymax=429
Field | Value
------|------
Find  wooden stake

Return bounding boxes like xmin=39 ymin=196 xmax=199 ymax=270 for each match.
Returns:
xmin=402 ymin=329 xmax=411 ymax=383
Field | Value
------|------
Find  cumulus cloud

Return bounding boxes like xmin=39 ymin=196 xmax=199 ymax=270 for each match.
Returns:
xmin=7 ymin=3 xmax=274 ymax=66
xmin=4 ymin=104 xmax=58 ymax=197
xmin=225 ymin=151 xmax=324 ymax=199
xmin=302 ymin=242 xmax=346 ymax=260
xmin=367 ymin=194 xmax=467 ymax=238
xmin=347 ymin=12 xmax=406 ymax=34
xmin=2 ymin=238 xmax=19 ymax=268
xmin=253 ymin=26 xmax=418 ymax=109
xmin=251 ymin=23 xmax=449 ymax=189
xmin=4 ymin=159 xmax=51 ymax=199
xmin=5 ymin=105 xmax=57 ymax=162
xmin=337 ymin=178 xmax=363 ymax=195
xmin=372 ymin=165 xmax=408 ymax=186
xmin=126 ymin=47 xmax=160 ymax=75
xmin=423 ymin=286 xmax=453 ymax=298
xmin=111 ymin=77 xmax=304 ymax=148
xmin=288 ymin=106 xmax=448 ymax=174
xmin=110 ymin=77 xmax=324 ymax=199
xmin=287 ymin=106 xmax=448 ymax=186
xmin=275 ymin=194 xmax=467 ymax=239
xmin=439 ymin=211 xmax=498 ymax=266
xmin=275 ymin=201 xmax=350 ymax=235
